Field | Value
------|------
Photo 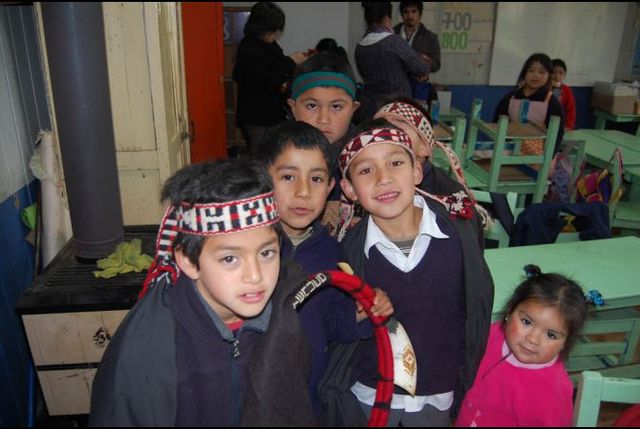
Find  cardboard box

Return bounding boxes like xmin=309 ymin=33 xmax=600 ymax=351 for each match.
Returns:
xmin=591 ymin=81 xmax=637 ymax=114
xmin=591 ymin=92 xmax=636 ymax=114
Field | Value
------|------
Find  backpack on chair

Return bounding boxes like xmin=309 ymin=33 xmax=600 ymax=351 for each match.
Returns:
xmin=575 ymin=148 xmax=624 ymax=205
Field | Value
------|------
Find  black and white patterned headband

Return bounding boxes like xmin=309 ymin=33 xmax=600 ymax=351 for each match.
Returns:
xmin=139 ymin=192 xmax=279 ymax=298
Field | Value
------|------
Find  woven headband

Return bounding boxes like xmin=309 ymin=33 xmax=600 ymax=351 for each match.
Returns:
xmin=139 ymin=192 xmax=279 ymax=298
xmin=291 ymin=71 xmax=356 ymax=100
xmin=376 ymin=102 xmax=436 ymax=154
xmin=338 ymin=126 xmax=414 ymax=179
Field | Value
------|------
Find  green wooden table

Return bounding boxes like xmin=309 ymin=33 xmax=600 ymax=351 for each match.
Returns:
xmin=485 ymin=236 xmax=640 ymax=380
xmin=593 ymin=109 xmax=640 ymax=131
xmin=565 ymin=129 xmax=640 ymax=172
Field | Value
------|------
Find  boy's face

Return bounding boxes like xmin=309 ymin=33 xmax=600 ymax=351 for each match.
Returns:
xmin=175 ymin=227 xmax=281 ymax=324
xmin=552 ymin=66 xmax=565 ymax=87
xmin=341 ymin=143 xmax=422 ymax=224
xmin=288 ymin=87 xmax=360 ymax=144
xmin=268 ymin=144 xmax=335 ymax=237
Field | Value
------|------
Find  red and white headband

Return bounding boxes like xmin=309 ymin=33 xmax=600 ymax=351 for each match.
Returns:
xmin=140 ymin=192 xmax=279 ymax=298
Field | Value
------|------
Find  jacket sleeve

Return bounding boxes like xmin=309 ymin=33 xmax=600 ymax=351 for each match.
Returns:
xmin=493 ymin=91 xmax=513 ymax=122
xmin=89 ymin=284 xmax=177 ymax=427
xmin=392 ymin=35 xmax=431 ymax=76
xmin=424 ymin=30 xmax=441 ymax=73
xmin=562 ymin=85 xmax=577 ymax=130
xmin=546 ymin=94 xmax=565 ymax=152
xmin=233 ymin=41 xmax=296 ymax=90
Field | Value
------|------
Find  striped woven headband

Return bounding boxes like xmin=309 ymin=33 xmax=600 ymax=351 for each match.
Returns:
xmin=291 ymin=71 xmax=356 ymax=100
xmin=339 ymin=126 xmax=414 ymax=178
xmin=376 ymin=102 xmax=436 ymax=151
xmin=139 ymin=192 xmax=278 ymax=298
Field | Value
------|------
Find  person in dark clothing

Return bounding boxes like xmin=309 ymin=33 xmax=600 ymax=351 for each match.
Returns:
xmin=336 ymin=119 xmax=494 ymax=425
xmin=355 ymin=2 xmax=430 ymax=122
xmin=393 ymin=1 xmax=441 ymax=102
xmin=89 ymin=159 xmax=316 ymax=427
xmin=493 ymin=53 xmax=565 ymax=153
xmin=394 ymin=1 xmax=441 ymax=73
xmin=233 ymin=2 xmax=306 ymax=152
xmin=254 ymin=121 xmax=392 ymax=418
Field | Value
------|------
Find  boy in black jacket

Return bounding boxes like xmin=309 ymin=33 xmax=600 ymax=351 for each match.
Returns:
xmin=90 ymin=159 xmax=315 ymax=426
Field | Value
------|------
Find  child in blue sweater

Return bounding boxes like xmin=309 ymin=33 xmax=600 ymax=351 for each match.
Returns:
xmin=254 ymin=120 xmax=393 ymax=418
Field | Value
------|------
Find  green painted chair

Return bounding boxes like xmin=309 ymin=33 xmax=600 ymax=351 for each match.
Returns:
xmin=462 ymin=98 xmax=560 ymax=207
xmin=573 ymin=371 xmax=640 ymax=426
xmin=471 ymin=190 xmax=517 ymax=248
xmin=431 ymin=115 xmax=467 ymax=172
xmin=609 ymin=152 xmax=640 ymax=232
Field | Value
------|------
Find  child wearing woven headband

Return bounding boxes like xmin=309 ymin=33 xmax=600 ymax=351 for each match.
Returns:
xmin=456 ymin=265 xmax=587 ymax=426
xmin=288 ymin=52 xmax=361 ymax=236
xmin=374 ymin=98 xmax=489 ymax=248
xmin=90 ymin=159 xmax=315 ymax=426
xmin=337 ymin=118 xmax=494 ymax=426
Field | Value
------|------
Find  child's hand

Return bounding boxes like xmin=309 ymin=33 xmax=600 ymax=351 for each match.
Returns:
xmin=356 ymin=288 xmax=394 ymax=321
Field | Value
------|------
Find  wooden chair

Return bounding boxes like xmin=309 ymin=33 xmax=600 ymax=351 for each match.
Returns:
xmin=472 ymin=190 xmax=517 ymax=248
xmin=462 ymin=98 xmax=560 ymax=207
xmin=609 ymin=153 xmax=640 ymax=232
xmin=573 ymin=371 xmax=640 ymax=426
xmin=568 ymin=305 xmax=640 ymax=389
xmin=431 ymin=115 xmax=467 ymax=172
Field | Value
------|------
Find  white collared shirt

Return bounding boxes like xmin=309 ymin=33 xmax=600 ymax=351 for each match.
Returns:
xmin=354 ymin=195 xmax=453 ymax=412
xmin=364 ymin=195 xmax=449 ymax=273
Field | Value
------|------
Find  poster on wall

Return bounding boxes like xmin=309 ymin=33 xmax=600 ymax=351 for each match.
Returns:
xmin=435 ymin=2 xmax=495 ymax=85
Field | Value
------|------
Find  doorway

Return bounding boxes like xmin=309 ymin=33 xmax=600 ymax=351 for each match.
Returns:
xmin=223 ymin=7 xmax=250 ymax=157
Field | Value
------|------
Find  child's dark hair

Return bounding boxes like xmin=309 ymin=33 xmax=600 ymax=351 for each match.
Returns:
xmin=254 ymin=121 xmax=332 ymax=170
xmin=294 ymin=52 xmax=357 ymax=88
xmin=500 ymin=265 xmax=587 ymax=360
xmin=399 ymin=1 xmax=423 ymax=14
xmin=161 ymin=159 xmax=278 ymax=268
xmin=552 ymin=58 xmax=567 ymax=72
xmin=517 ymin=53 xmax=553 ymax=90
xmin=315 ymin=38 xmax=349 ymax=63
xmin=244 ymin=2 xmax=285 ymax=39
xmin=361 ymin=2 xmax=393 ymax=27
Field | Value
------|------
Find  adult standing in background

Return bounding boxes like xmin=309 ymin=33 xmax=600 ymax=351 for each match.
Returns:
xmin=394 ymin=1 xmax=441 ymax=73
xmin=233 ymin=2 xmax=306 ymax=153
xmin=394 ymin=1 xmax=441 ymax=104
xmin=355 ymin=2 xmax=430 ymax=122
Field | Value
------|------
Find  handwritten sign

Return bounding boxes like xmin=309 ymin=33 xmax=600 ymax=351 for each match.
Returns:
xmin=435 ymin=2 xmax=495 ymax=85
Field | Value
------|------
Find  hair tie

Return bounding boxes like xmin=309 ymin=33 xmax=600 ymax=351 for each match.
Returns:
xmin=523 ymin=264 xmax=541 ymax=278
xmin=585 ymin=289 xmax=605 ymax=307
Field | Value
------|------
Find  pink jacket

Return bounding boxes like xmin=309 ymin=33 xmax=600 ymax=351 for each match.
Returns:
xmin=455 ymin=322 xmax=573 ymax=427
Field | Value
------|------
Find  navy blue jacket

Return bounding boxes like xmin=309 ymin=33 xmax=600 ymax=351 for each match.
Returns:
xmin=282 ymin=222 xmax=370 ymax=416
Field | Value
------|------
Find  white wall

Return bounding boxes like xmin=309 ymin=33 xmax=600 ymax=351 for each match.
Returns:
xmin=615 ymin=2 xmax=640 ymax=81
xmin=0 ymin=6 xmax=42 ymax=202
xmin=224 ymin=2 xmax=350 ymax=56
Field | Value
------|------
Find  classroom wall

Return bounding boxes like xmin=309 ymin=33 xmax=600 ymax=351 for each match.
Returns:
xmin=0 ymin=4 xmax=50 ymax=426
xmin=615 ymin=2 xmax=640 ymax=81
